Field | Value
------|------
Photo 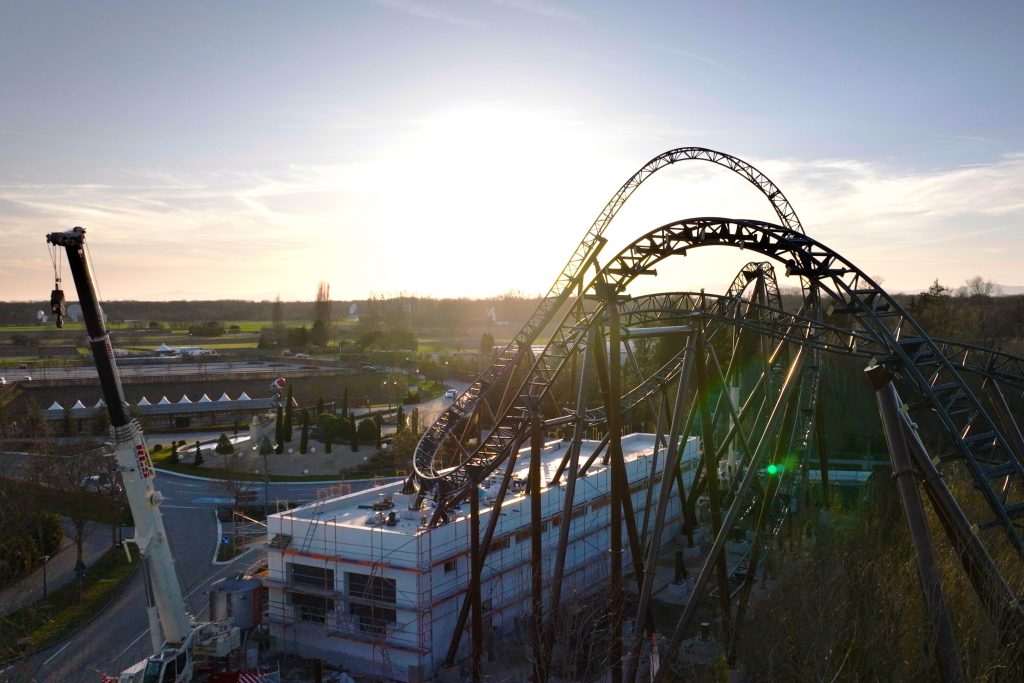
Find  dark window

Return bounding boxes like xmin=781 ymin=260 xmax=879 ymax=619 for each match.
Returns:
xmin=346 ymin=572 xmax=396 ymax=604
xmin=290 ymin=563 xmax=335 ymax=589
xmin=349 ymin=602 xmax=396 ymax=635
xmin=444 ymin=559 xmax=457 ymax=574
xmin=290 ymin=592 xmax=334 ymax=623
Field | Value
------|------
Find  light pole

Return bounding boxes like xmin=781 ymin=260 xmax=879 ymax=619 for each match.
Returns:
xmin=41 ymin=555 xmax=50 ymax=600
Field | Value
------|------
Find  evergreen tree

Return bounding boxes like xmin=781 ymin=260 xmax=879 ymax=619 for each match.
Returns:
xmin=411 ymin=408 xmax=420 ymax=434
xmin=300 ymin=408 xmax=310 ymax=454
xmin=396 ymin=405 xmax=406 ymax=433
xmin=325 ymin=430 xmax=332 ymax=454
xmin=259 ymin=436 xmax=273 ymax=456
xmin=316 ymin=397 xmax=324 ymax=415
xmin=342 ymin=386 xmax=349 ymax=417
xmin=350 ymin=414 xmax=359 ymax=452
xmin=373 ymin=415 xmax=383 ymax=448
xmin=194 ymin=441 xmax=204 ymax=466
xmin=215 ymin=433 xmax=234 ymax=455
xmin=284 ymin=385 xmax=294 ymax=441
xmin=275 ymin=405 xmax=284 ymax=453
xmin=170 ymin=443 xmax=179 ymax=464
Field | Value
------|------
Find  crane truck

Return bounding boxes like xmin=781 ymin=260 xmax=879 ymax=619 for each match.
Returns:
xmin=46 ymin=227 xmax=241 ymax=683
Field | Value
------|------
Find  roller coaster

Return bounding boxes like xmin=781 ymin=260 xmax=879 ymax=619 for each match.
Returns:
xmin=403 ymin=147 xmax=1024 ymax=681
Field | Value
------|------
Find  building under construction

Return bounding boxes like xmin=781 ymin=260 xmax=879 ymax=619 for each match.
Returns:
xmin=264 ymin=434 xmax=698 ymax=681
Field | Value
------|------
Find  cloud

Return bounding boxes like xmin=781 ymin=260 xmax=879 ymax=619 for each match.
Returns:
xmin=483 ymin=0 xmax=583 ymax=22
xmin=652 ymin=45 xmax=744 ymax=80
xmin=360 ymin=0 xmax=486 ymax=28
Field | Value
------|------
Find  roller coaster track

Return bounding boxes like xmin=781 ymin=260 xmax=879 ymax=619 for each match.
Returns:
xmin=430 ymin=149 xmax=1024 ymax=680
xmin=411 ymin=148 xmax=804 ymax=494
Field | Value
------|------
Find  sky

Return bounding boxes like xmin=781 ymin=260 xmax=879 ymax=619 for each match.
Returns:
xmin=2 ymin=0 xmax=1023 ymax=303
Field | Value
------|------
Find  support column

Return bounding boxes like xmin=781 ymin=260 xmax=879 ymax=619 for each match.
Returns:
xmin=865 ymin=364 xmax=964 ymax=683
xmin=528 ymin=400 xmax=546 ymax=683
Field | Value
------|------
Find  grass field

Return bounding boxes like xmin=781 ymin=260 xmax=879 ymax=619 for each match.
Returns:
xmin=0 ymin=545 xmax=138 ymax=664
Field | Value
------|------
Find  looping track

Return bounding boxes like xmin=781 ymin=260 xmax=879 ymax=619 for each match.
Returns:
xmin=420 ymin=148 xmax=1024 ymax=678
xmin=410 ymin=148 xmax=805 ymax=495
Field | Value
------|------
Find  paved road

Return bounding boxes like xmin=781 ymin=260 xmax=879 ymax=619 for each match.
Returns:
xmin=4 ymin=469 xmax=390 ymax=683
xmin=4 ymin=359 xmax=324 ymax=383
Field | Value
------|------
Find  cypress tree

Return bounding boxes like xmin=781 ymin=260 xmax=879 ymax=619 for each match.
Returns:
xmin=411 ymin=408 xmax=420 ymax=434
xmin=325 ymin=430 xmax=332 ymax=454
xmin=194 ymin=441 xmax=203 ymax=466
xmin=374 ymin=415 xmax=383 ymax=449
xmin=396 ymin=405 xmax=405 ymax=433
xmin=284 ymin=385 xmax=294 ymax=441
xmin=275 ymin=406 xmax=284 ymax=453
xmin=342 ymin=386 xmax=349 ymax=418
xmin=300 ymin=408 xmax=309 ymax=454
xmin=316 ymin=396 xmax=324 ymax=415
xmin=350 ymin=414 xmax=359 ymax=452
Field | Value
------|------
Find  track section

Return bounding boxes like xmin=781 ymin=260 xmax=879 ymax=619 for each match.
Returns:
xmin=594 ymin=217 xmax=1024 ymax=555
xmin=411 ymin=149 xmax=804 ymax=494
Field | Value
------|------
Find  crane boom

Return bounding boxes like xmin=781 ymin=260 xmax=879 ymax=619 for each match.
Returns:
xmin=46 ymin=226 xmax=193 ymax=647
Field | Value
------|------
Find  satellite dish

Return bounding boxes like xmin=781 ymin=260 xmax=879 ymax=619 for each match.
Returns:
xmin=36 ymin=310 xmax=45 ymax=321
xmin=349 ymin=303 xmax=357 ymax=316
xmin=66 ymin=303 xmax=83 ymax=322
xmin=486 ymin=307 xmax=497 ymax=323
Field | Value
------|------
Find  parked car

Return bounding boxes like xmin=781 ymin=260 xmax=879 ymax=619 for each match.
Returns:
xmin=444 ymin=389 xmax=458 ymax=399
xmin=80 ymin=473 xmax=123 ymax=494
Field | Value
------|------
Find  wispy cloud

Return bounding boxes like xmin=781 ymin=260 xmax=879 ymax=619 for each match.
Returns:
xmin=360 ymin=0 xmax=486 ymax=28
xmin=483 ymin=0 xmax=583 ymax=22
xmin=652 ymin=45 xmax=744 ymax=80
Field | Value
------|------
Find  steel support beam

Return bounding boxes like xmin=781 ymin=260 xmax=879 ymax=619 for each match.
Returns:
xmin=866 ymin=364 xmax=964 ymax=683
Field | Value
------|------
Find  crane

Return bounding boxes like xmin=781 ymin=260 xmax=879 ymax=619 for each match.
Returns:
xmin=46 ymin=227 xmax=239 ymax=683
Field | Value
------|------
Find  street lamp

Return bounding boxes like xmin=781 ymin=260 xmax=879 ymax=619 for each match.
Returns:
xmin=41 ymin=554 xmax=50 ymax=600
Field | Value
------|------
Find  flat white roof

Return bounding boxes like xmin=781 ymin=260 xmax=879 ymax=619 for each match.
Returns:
xmin=274 ymin=433 xmax=687 ymax=537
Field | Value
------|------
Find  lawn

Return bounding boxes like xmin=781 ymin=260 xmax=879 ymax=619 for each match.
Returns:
xmin=0 ymin=545 xmax=138 ymax=664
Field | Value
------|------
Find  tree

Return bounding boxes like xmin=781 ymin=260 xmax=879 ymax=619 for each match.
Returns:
xmin=41 ymin=445 xmax=119 ymax=577
xmin=275 ymin=406 xmax=285 ymax=454
xmin=480 ymin=331 xmax=495 ymax=357
xmin=287 ymin=325 xmax=309 ymax=349
xmin=215 ymin=433 xmax=234 ymax=455
xmin=283 ymin=385 xmax=294 ymax=442
xmin=396 ymin=405 xmax=405 ymax=433
xmin=170 ymin=442 xmax=179 ymax=464
xmin=342 ymin=386 xmax=349 ymax=418
xmin=259 ymin=436 xmax=274 ymax=456
xmin=358 ymin=418 xmax=379 ymax=445
xmin=316 ymin=397 xmax=324 ymax=416
xmin=300 ymin=408 xmax=310 ymax=454
xmin=411 ymin=407 xmax=420 ymax=435
xmin=350 ymin=415 xmax=359 ymax=452
xmin=194 ymin=441 xmax=203 ymax=466
xmin=272 ymin=295 xmax=283 ymax=330
xmin=373 ymin=414 xmax=383 ymax=448
xmin=311 ymin=281 xmax=331 ymax=346
xmin=325 ymin=430 xmax=332 ymax=454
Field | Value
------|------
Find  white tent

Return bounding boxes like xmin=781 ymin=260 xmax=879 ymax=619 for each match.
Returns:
xmin=138 ymin=396 xmax=151 ymax=406
xmin=154 ymin=343 xmax=175 ymax=354
xmin=94 ymin=399 xmax=105 ymax=408
xmin=217 ymin=393 xmax=231 ymax=402
xmin=157 ymin=396 xmax=172 ymax=405
xmin=71 ymin=400 xmax=87 ymax=410
xmin=198 ymin=394 xmax=212 ymax=403
xmin=178 ymin=395 xmax=192 ymax=404
xmin=237 ymin=392 xmax=251 ymax=401
xmin=48 ymin=401 xmax=63 ymax=411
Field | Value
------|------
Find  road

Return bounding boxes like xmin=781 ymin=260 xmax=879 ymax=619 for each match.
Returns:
xmin=4 ymin=360 xmax=321 ymax=384
xmin=3 ymin=469 xmax=391 ymax=683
